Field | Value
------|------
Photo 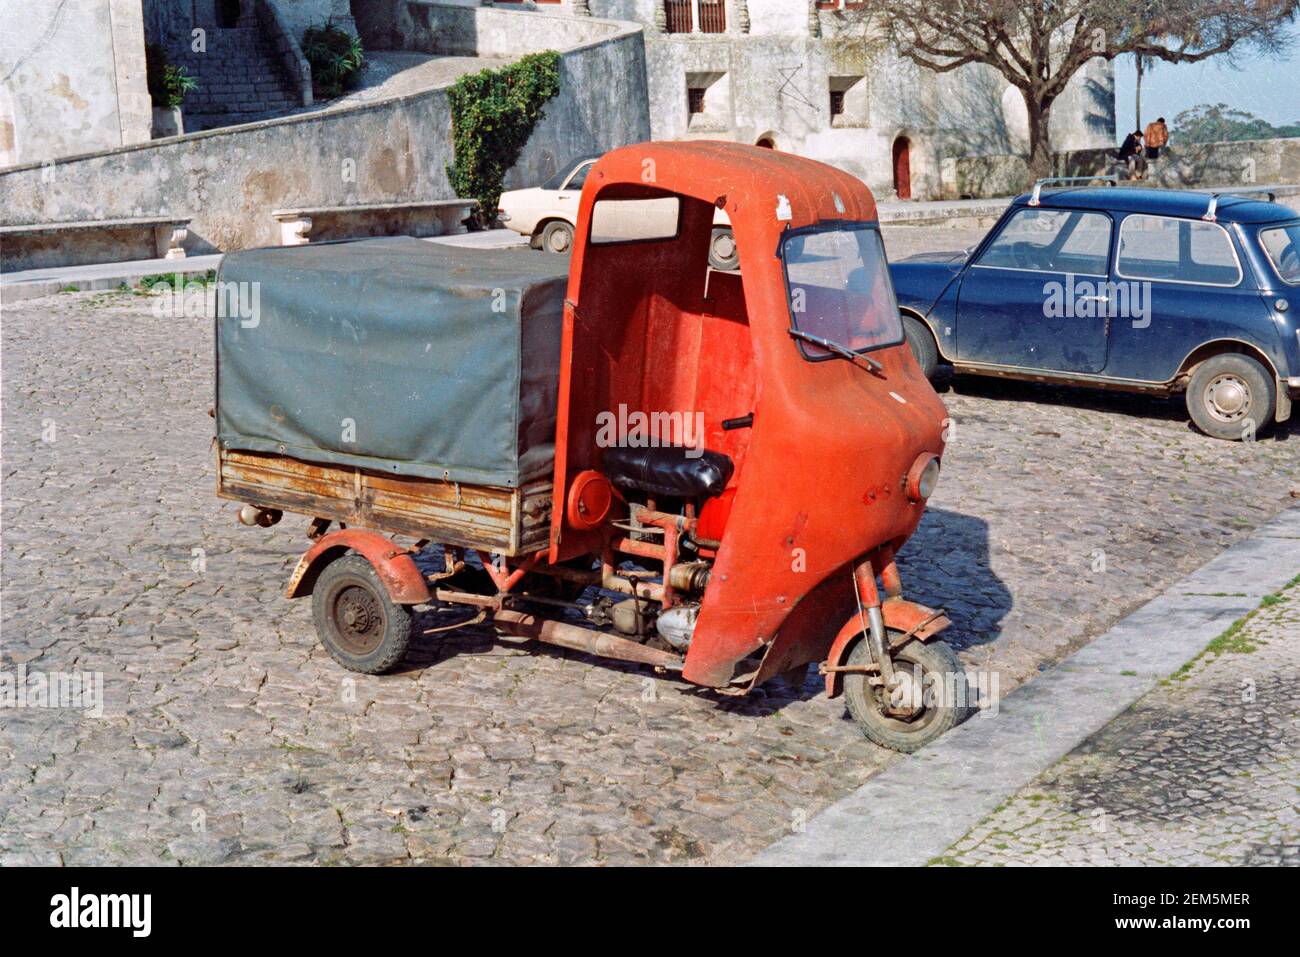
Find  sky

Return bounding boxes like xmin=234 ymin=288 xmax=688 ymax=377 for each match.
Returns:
xmin=1111 ymin=23 xmax=1300 ymax=136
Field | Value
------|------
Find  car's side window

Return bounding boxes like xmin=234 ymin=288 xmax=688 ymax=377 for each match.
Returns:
xmin=974 ymin=209 xmax=1110 ymax=276
xmin=1116 ymin=215 xmax=1242 ymax=286
xmin=565 ymin=162 xmax=593 ymax=191
xmin=1259 ymin=224 xmax=1300 ymax=284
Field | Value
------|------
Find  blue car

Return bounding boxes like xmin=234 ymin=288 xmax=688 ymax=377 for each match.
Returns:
xmin=890 ymin=185 xmax=1300 ymax=440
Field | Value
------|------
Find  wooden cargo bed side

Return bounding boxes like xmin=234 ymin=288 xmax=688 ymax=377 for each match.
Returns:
xmin=217 ymin=448 xmax=552 ymax=556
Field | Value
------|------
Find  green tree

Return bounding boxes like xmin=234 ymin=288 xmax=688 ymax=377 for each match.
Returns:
xmin=1173 ymin=103 xmax=1300 ymax=142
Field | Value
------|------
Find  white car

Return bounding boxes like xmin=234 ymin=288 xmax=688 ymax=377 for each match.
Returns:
xmin=497 ymin=156 xmax=739 ymax=269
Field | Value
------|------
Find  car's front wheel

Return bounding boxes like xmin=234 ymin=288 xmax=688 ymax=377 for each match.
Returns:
xmin=1186 ymin=353 xmax=1275 ymax=440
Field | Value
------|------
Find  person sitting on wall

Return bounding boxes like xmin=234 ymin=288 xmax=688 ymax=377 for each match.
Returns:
xmin=1117 ymin=130 xmax=1147 ymax=180
xmin=1144 ymin=117 xmax=1169 ymax=164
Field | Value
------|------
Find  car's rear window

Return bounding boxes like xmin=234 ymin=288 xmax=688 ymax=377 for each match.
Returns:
xmin=1117 ymin=214 xmax=1241 ymax=286
xmin=1260 ymin=223 xmax=1300 ymax=284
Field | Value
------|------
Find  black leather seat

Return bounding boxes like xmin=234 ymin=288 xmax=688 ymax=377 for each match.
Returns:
xmin=602 ymin=446 xmax=734 ymax=500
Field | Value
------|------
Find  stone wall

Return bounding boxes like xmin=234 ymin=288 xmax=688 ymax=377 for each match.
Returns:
xmin=0 ymin=0 xmax=152 ymax=168
xmin=378 ymin=1 xmax=652 ymax=187
xmin=0 ymin=3 xmax=650 ymax=253
xmin=944 ymin=137 xmax=1300 ymax=199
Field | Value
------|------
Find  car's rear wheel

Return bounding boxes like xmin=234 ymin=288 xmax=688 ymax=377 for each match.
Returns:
xmin=1186 ymin=353 xmax=1275 ymax=441
xmin=540 ymin=220 xmax=574 ymax=254
xmin=901 ymin=314 xmax=940 ymax=380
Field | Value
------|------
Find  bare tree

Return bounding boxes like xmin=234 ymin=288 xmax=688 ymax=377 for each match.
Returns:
xmin=844 ymin=0 xmax=1298 ymax=178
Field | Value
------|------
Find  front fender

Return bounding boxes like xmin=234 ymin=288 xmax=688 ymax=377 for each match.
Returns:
xmin=823 ymin=597 xmax=951 ymax=699
xmin=285 ymin=529 xmax=431 ymax=604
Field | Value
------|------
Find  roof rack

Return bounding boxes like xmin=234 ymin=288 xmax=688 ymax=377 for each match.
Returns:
xmin=1028 ymin=175 xmax=1119 ymax=207
xmin=1202 ymin=186 xmax=1278 ymax=223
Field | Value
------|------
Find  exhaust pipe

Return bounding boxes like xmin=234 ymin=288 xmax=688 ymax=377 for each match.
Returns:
xmin=492 ymin=609 xmax=682 ymax=671
xmin=237 ymin=505 xmax=282 ymax=528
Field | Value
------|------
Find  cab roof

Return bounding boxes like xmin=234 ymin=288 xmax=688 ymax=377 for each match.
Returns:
xmin=589 ymin=140 xmax=879 ymax=229
xmin=1010 ymin=186 xmax=1297 ymax=225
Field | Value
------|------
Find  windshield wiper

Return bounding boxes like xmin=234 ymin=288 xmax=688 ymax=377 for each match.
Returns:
xmin=788 ymin=328 xmax=884 ymax=374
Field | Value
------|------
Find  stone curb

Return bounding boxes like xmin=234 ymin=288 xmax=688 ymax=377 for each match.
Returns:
xmin=750 ymin=504 xmax=1300 ymax=867
xmin=0 ymin=255 xmax=225 ymax=305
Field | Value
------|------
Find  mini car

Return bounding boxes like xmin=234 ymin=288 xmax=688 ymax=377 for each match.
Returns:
xmin=890 ymin=184 xmax=1300 ymax=439
xmin=498 ymin=155 xmax=739 ymax=269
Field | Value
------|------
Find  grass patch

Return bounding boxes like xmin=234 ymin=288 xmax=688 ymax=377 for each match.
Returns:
xmin=138 ymin=270 xmax=215 ymax=290
xmin=1171 ymin=579 xmax=1296 ymax=678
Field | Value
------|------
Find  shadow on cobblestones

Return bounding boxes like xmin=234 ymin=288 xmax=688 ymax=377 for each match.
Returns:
xmin=944 ymin=373 xmax=1300 ymax=442
xmin=894 ymin=507 xmax=1013 ymax=655
xmin=1042 ymin=673 xmax=1294 ymax=824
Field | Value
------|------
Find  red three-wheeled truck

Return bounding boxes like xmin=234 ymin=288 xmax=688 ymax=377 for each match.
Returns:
xmin=215 ymin=141 xmax=969 ymax=752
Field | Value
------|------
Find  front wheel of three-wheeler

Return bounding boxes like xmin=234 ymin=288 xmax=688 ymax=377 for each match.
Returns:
xmin=312 ymin=555 xmax=413 ymax=674
xmin=843 ymin=634 xmax=970 ymax=753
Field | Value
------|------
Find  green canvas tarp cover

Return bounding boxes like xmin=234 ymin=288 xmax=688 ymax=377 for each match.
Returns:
xmin=215 ymin=236 xmax=569 ymax=488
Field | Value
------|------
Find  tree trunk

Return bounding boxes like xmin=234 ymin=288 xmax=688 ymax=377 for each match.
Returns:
xmin=1024 ymin=92 xmax=1054 ymax=182
xmin=1135 ymin=58 xmax=1143 ymax=132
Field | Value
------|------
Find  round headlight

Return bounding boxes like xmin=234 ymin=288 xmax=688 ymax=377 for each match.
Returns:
xmin=906 ymin=454 xmax=940 ymax=502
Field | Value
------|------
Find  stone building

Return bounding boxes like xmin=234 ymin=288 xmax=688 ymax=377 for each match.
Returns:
xmin=549 ymin=0 xmax=1116 ymax=199
xmin=0 ymin=0 xmax=153 ymax=168
xmin=0 ymin=0 xmax=350 ymax=166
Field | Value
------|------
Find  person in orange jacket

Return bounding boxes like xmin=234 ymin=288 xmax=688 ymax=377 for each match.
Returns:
xmin=1144 ymin=117 xmax=1169 ymax=161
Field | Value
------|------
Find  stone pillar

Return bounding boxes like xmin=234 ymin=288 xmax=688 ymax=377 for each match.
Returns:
xmin=808 ymin=0 xmax=820 ymax=38
xmin=572 ymin=0 xmax=591 ymax=15
xmin=108 ymin=0 xmax=153 ymax=146
xmin=735 ymin=0 xmax=749 ymax=33
xmin=654 ymin=1 xmax=667 ymax=32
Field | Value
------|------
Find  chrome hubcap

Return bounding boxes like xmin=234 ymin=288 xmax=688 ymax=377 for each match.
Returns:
xmin=1205 ymin=374 xmax=1250 ymax=422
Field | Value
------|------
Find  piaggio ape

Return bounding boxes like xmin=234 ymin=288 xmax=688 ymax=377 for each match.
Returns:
xmin=215 ymin=141 xmax=967 ymax=752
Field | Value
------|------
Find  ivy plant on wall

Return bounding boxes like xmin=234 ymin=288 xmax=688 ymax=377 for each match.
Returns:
xmin=446 ymin=51 xmax=562 ymax=229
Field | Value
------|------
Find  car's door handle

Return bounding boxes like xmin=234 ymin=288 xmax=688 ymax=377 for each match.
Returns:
xmin=1078 ymin=295 xmax=1109 ymax=302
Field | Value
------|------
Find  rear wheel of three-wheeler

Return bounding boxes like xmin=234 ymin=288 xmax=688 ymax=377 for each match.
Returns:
xmin=843 ymin=633 xmax=970 ymax=753
xmin=312 ymin=555 xmax=412 ymax=674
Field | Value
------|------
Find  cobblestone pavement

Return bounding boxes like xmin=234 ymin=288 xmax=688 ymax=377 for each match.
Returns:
xmin=1 ymin=250 xmax=1296 ymax=865
xmin=934 ymin=582 xmax=1300 ymax=866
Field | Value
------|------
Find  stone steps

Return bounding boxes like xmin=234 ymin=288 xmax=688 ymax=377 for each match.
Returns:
xmin=165 ymin=26 xmax=301 ymax=126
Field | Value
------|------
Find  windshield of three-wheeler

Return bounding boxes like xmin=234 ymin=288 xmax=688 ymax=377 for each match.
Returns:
xmin=1260 ymin=222 xmax=1300 ymax=284
xmin=782 ymin=224 xmax=904 ymax=360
